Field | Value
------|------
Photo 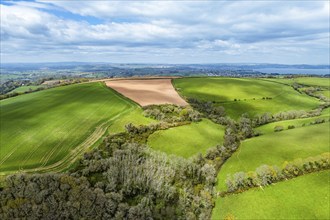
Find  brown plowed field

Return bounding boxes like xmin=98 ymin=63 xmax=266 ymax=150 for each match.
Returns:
xmin=105 ymin=79 xmax=188 ymax=107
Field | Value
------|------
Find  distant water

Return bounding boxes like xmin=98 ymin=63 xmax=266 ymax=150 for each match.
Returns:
xmin=255 ymin=68 xmax=330 ymax=75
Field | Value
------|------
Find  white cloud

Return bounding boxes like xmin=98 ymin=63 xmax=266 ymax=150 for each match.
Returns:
xmin=0 ymin=1 xmax=329 ymax=64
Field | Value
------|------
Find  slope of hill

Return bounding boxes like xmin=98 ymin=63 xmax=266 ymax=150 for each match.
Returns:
xmin=148 ymin=119 xmax=225 ymax=158
xmin=173 ymin=77 xmax=320 ymax=118
xmin=0 ymin=82 xmax=146 ymax=174
xmin=216 ymin=122 xmax=330 ymax=191
xmin=212 ymin=170 xmax=330 ymax=220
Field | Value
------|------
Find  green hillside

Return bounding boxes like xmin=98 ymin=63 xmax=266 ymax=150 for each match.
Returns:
xmin=262 ymin=77 xmax=330 ymax=88
xmin=255 ymin=107 xmax=330 ymax=135
xmin=316 ymin=90 xmax=330 ymax=98
xmin=216 ymin=122 xmax=330 ymax=191
xmin=212 ymin=170 xmax=330 ymax=220
xmin=173 ymin=77 xmax=320 ymax=118
xmin=148 ymin=119 xmax=224 ymax=158
xmin=8 ymin=85 xmax=45 ymax=94
xmin=0 ymin=82 xmax=144 ymax=174
xmin=107 ymin=108 xmax=155 ymax=133
xmin=294 ymin=77 xmax=330 ymax=88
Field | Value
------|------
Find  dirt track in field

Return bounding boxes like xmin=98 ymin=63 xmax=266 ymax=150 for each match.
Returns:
xmin=105 ymin=79 xmax=188 ymax=107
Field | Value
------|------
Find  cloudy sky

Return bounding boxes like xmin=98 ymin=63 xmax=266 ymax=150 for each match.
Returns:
xmin=1 ymin=0 xmax=329 ymax=64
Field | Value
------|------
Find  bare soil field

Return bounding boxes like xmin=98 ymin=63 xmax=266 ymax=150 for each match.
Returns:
xmin=105 ymin=79 xmax=188 ymax=106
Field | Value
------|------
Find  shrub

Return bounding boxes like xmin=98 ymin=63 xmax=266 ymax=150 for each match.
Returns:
xmin=314 ymin=118 xmax=325 ymax=124
xmin=274 ymin=125 xmax=284 ymax=132
xmin=288 ymin=125 xmax=295 ymax=129
xmin=143 ymin=104 xmax=201 ymax=123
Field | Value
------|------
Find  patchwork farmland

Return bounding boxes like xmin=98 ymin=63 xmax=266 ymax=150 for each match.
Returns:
xmin=0 ymin=76 xmax=329 ymax=219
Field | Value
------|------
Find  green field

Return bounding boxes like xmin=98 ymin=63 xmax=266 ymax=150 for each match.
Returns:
xmin=316 ymin=90 xmax=330 ymax=98
xmin=8 ymin=85 xmax=45 ymax=94
xmin=294 ymin=77 xmax=330 ymax=88
xmin=212 ymin=170 xmax=330 ymax=220
xmin=173 ymin=77 xmax=320 ymax=118
xmin=255 ymin=107 xmax=330 ymax=135
xmin=262 ymin=77 xmax=329 ymax=87
xmin=148 ymin=119 xmax=224 ymax=158
xmin=0 ymin=82 xmax=143 ymax=174
xmin=216 ymin=122 xmax=330 ymax=191
xmin=107 ymin=108 xmax=155 ymax=133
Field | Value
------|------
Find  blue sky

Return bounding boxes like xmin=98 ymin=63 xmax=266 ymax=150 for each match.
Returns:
xmin=1 ymin=0 xmax=329 ymax=64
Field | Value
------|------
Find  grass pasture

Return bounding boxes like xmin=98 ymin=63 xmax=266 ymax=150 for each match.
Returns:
xmin=216 ymin=122 xmax=330 ymax=191
xmin=212 ymin=170 xmax=330 ymax=220
xmin=255 ymin=107 xmax=330 ymax=135
xmin=173 ymin=77 xmax=320 ymax=118
xmin=147 ymin=119 xmax=224 ymax=158
xmin=107 ymin=108 xmax=155 ymax=133
xmin=8 ymin=85 xmax=45 ymax=94
xmin=316 ymin=90 xmax=330 ymax=98
xmin=0 ymin=82 xmax=142 ymax=174
xmin=294 ymin=77 xmax=330 ymax=88
xmin=262 ymin=77 xmax=330 ymax=89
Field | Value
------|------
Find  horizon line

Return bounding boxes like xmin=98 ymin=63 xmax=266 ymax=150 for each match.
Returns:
xmin=1 ymin=62 xmax=330 ymax=66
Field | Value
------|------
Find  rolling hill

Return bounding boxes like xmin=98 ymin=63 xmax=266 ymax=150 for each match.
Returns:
xmin=173 ymin=77 xmax=320 ymax=118
xmin=0 ymin=82 xmax=148 ymax=174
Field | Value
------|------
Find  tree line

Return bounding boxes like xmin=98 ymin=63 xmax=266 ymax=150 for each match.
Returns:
xmin=224 ymin=152 xmax=330 ymax=194
xmin=143 ymin=104 xmax=201 ymax=123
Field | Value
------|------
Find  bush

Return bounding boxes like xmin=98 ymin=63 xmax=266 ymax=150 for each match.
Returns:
xmin=313 ymin=118 xmax=325 ymax=124
xmin=274 ymin=125 xmax=284 ymax=132
xmin=143 ymin=104 xmax=201 ymax=123
xmin=288 ymin=125 xmax=295 ymax=129
xmin=187 ymin=98 xmax=227 ymax=125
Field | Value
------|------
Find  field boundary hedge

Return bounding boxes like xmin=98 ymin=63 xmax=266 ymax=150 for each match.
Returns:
xmin=222 ymin=152 xmax=330 ymax=196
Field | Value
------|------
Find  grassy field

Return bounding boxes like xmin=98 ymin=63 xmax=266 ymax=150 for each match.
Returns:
xmin=294 ymin=77 xmax=330 ymax=88
xmin=0 ymin=82 xmax=142 ymax=174
xmin=212 ymin=170 xmax=330 ymax=220
xmin=255 ymin=107 xmax=330 ymax=135
xmin=263 ymin=77 xmax=330 ymax=88
xmin=173 ymin=77 xmax=320 ymax=118
xmin=8 ymin=85 xmax=45 ymax=94
xmin=147 ymin=119 xmax=224 ymax=158
xmin=316 ymin=90 xmax=330 ymax=98
xmin=107 ymin=108 xmax=155 ymax=133
xmin=216 ymin=122 xmax=330 ymax=191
